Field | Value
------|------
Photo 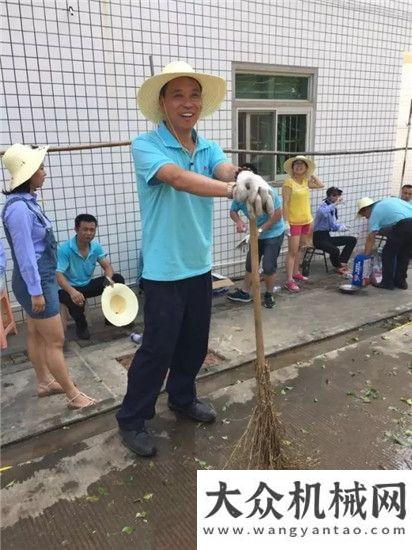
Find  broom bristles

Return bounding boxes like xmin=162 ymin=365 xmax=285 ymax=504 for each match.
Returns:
xmin=225 ymin=360 xmax=297 ymax=470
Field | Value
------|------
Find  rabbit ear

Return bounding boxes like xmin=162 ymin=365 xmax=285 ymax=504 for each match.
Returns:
xmin=246 ymin=201 xmax=256 ymax=219
xmin=254 ymin=193 xmax=263 ymax=217
xmin=258 ymin=187 xmax=274 ymax=216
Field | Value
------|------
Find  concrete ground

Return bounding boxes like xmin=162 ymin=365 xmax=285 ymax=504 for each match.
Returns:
xmin=1 ymin=320 xmax=411 ymax=549
xmin=1 ymin=266 xmax=411 ymax=445
xmin=1 ymin=265 xmax=411 ymax=549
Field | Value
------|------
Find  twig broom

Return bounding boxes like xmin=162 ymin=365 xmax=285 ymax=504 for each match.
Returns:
xmin=226 ymin=216 xmax=293 ymax=469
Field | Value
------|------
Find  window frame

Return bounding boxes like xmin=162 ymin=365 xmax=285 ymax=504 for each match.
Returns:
xmin=232 ymin=62 xmax=317 ymax=184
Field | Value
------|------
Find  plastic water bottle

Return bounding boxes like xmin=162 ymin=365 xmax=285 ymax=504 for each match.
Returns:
xmin=130 ymin=332 xmax=142 ymax=344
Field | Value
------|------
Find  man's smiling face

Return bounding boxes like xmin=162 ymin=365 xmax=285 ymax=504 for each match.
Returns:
xmin=160 ymin=76 xmax=202 ymax=135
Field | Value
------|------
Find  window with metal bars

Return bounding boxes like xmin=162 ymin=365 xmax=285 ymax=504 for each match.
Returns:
xmin=234 ymin=68 xmax=315 ymax=182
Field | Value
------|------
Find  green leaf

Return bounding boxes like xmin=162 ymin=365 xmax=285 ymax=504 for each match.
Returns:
xmin=280 ymin=386 xmax=294 ymax=395
xmin=364 ymin=388 xmax=379 ymax=400
xmin=143 ymin=493 xmax=153 ymax=501
xmin=98 ymin=486 xmax=109 ymax=496
xmin=391 ymin=435 xmax=412 ymax=448
xmin=122 ymin=526 xmax=134 ymax=535
xmin=400 ymin=397 xmax=412 ymax=406
xmin=346 ymin=391 xmax=356 ymax=397
xmin=194 ymin=457 xmax=212 ymax=469
xmin=136 ymin=511 xmax=148 ymax=519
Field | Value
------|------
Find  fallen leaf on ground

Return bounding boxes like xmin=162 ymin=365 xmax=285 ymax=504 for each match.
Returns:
xmin=143 ymin=493 xmax=153 ymax=501
xmin=400 ymin=397 xmax=412 ymax=406
xmin=122 ymin=526 xmax=134 ymax=535
xmin=86 ymin=495 xmax=99 ymax=502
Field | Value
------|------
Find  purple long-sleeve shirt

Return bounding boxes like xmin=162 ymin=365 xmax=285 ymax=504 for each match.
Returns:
xmin=3 ymin=192 xmax=51 ymax=296
xmin=0 ymin=239 xmax=6 ymax=276
xmin=313 ymin=201 xmax=342 ymax=232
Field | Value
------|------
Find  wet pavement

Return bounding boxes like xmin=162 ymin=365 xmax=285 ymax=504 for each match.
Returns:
xmin=1 ymin=319 xmax=411 ymax=549
xmin=1 ymin=266 xmax=411 ymax=549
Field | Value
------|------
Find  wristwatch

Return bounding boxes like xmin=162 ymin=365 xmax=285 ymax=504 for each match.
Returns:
xmin=227 ymin=182 xmax=235 ymax=199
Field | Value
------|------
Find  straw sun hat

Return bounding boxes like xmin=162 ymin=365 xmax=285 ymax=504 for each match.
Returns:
xmin=356 ymin=197 xmax=378 ymax=216
xmin=101 ymin=283 xmax=139 ymax=327
xmin=283 ymin=155 xmax=316 ymax=178
xmin=137 ymin=61 xmax=227 ymax=123
xmin=2 ymin=143 xmax=49 ymax=191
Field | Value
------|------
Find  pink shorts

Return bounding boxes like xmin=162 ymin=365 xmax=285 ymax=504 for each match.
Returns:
xmin=290 ymin=223 xmax=311 ymax=236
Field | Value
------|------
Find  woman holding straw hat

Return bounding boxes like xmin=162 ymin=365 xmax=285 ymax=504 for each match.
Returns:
xmin=282 ymin=155 xmax=324 ymax=292
xmin=116 ymin=61 xmax=273 ymax=457
xmin=1 ymin=144 xmax=96 ymax=409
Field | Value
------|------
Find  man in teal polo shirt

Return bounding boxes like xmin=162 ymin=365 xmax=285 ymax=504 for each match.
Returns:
xmin=57 ymin=213 xmax=124 ymax=339
xmin=116 ymin=61 xmax=274 ymax=457
xmin=358 ymin=196 xmax=412 ymax=289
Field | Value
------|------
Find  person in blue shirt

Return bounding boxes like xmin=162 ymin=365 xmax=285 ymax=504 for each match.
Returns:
xmin=1 ymin=144 xmax=95 ymax=409
xmin=358 ymin=196 xmax=412 ymax=289
xmin=313 ymin=187 xmax=357 ymax=275
xmin=56 ymin=213 xmax=124 ymax=340
xmin=0 ymin=239 xmax=6 ymax=292
xmin=401 ymin=184 xmax=412 ymax=203
xmin=116 ymin=61 xmax=273 ymax=457
xmin=227 ymin=164 xmax=285 ymax=309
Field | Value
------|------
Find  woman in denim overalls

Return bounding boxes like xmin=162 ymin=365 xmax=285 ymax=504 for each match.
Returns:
xmin=2 ymin=144 xmax=95 ymax=409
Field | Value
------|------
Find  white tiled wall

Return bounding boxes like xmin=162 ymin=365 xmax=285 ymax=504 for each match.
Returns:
xmin=392 ymin=52 xmax=412 ymax=193
xmin=1 ymin=0 xmax=411 ymax=309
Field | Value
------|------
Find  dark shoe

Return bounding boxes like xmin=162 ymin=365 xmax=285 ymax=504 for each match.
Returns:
xmin=168 ymin=399 xmax=216 ymax=423
xmin=119 ymin=426 xmax=156 ymax=457
xmin=227 ymin=288 xmax=252 ymax=303
xmin=75 ymin=323 xmax=90 ymax=340
xmin=394 ymin=280 xmax=408 ymax=290
xmin=263 ymin=292 xmax=276 ymax=309
xmin=372 ymin=282 xmax=395 ymax=290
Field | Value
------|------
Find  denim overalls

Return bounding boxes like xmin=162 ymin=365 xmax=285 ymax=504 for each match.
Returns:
xmin=2 ymin=197 xmax=59 ymax=318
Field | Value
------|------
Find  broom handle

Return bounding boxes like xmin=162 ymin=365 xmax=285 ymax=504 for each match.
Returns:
xmin=249 ymin=218 xmax=265 ymax=367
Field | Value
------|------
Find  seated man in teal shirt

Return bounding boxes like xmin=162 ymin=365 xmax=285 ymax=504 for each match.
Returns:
xmin=57 ymin=213 xmax=124 ymax=339
xmin=227 ymin=163 xmax=285 ymax=309
xmin=358 ymin=196 xmax=412 ymax=289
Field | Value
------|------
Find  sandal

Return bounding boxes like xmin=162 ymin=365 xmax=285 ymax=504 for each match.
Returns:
xmin=37 ymin=378 xmax=65 ymax=398
xmin=293 ymin=272 xmax=308 ymax=282
xmin=67 ymin=391 xmax=96 ymax=410
xmin=284 ymin=280 xmax=300 ymax=293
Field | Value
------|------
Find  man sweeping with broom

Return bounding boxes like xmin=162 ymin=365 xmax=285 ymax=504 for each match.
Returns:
xmin=117 ymin=61 xmax=274 ymax=457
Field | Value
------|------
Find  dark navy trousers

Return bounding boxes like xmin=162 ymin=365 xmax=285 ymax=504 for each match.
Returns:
xmin=116 ymin=271 xmax=212 ymax=431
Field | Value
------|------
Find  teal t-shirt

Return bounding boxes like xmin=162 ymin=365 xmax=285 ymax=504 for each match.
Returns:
xmin=57 ymin=236 xmax=106 ymax=287
xmin=133 ymin=122 xmax=228 ymax=281
xmin=368 ymin=197 xmax=412 ymax=232
xmin=230 ymin=187 xmax=285 ymax=238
